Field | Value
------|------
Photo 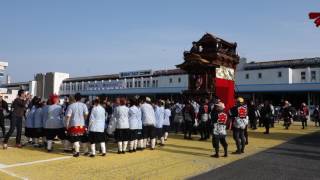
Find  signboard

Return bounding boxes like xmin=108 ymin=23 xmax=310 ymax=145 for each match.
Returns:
xmin=119 ymin=70 xmax=153 ymax=78
xmin=85 ymin=81 xmax=126 ymax=91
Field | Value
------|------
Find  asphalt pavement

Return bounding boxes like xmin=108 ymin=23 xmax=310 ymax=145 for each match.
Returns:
xmin=190 ymin=130 xmax=320 ymax=180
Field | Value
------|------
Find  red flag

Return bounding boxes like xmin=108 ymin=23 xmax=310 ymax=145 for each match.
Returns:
xmin=309 ymin=12 xmax=320 ymax=27
xmin=315 ymin=18 xmax=320 ymax=27
xmin=309 ymin=12 xmax=320 ymax=19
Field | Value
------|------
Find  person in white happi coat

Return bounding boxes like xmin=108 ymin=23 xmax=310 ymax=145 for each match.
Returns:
xmin=163 ymin=104 xmax=171 ymax=141
xmin=88 ymin=99 xmax=107 ymax=157
xmin=114 ymin=98 xmax=130 ymax=154
xmin=25 ymin=97 xmax=39 ymax=144
xmin=128 ymin=98 xmax=141 ymax=152
xmin=42 ymin=95 xmax=68 ymax=152
xmin=65 ymin=93 xmax=89 ymax=157
xmin=140 ymin=97 xmax=156 ymax=150
xmin=154 ymin=100 xmax=165 ymax=146
xmin=32 ymin=101 xmax=44 ymax=147
xmin=173 ymin=102 xmax=184 ymax=133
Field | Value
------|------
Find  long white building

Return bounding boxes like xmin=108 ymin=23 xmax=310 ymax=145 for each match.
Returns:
xmin=236 ymin=57 xmax=320 ymax=107
xmin=59 ymin=69 xmax=189 ymax=98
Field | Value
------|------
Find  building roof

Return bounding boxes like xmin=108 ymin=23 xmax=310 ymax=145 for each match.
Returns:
xmin=244 ymin=57 xmax=320 ymax=70
xmin=1 ymin=81 xmax=29 ymax=89
xmin=63 ymin=69 xmax=186 ymax=83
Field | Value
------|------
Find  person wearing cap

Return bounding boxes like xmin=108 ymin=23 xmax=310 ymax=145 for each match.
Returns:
xmin=299 ymin=102 xmax=309 ymax=129
xmin=140 ymin=96 xmax=156 ymax=150
xmin=42 ymin=94 xmax=68 ymax=152
xmin=3 ymin=89 xmax=27 ymax=149
xmin=211 ymin=101 xmax=228 ymax=158
xmin=65 ymin=93 xmax=89 ymax=157
xmin=229 ymin=97 xmax=248 ymax=154
xmin=282 ymin=101 xmax=293 ymax=129
xmin=0 ymin=95 xmax=9 ymax=138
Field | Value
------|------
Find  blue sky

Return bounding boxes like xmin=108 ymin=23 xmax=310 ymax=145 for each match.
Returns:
xmin=0 ymin=0 xmax=319 ymax=82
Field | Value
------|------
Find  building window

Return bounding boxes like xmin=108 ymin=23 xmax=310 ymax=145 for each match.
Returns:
xmin=143 ymin=81 xmax=146 ymax=87
xmin=178 ymin=77 xmax=181 ymax=83
xmin=169 ymin=78 xmax=173 ymax=83
xmin=301 ymin=72 xmax=306 ymax=80
xmin=127 ymin=82 xmax=129 ymax=88
xmin=147 ymin=80 xmax=150 ymax=87
xmin=138 ymin=81 xmax=141 ymax=87
xmin=134 ymin=81 xmax=137 ymax=87
xmin=278 ymin=72 xmax=282 ymax=77
xmin=245 ymin=74 xmax=249 ymax=79
xmin=258 ymin=73 xmax=262 ymax=79
xmin=311 ymin=71 xmax=316 ymax=80
xmin=129 ymin=82 xmax=133 ymax=88
xmin=152 ymin=80 xmax=156 ymax=87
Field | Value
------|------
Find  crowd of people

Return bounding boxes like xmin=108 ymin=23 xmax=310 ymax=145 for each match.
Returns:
xmin=0 ymin=89 xmax=319 ymax=159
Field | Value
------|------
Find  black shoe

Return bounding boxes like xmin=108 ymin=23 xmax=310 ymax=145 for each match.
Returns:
xmin=245 ymin=142 xmax=249 ymax=145
xmin=151 ymin=148 xmax=155 ymax=150
xmin=210 ymin=154 xmax=219 ymax=158
xmin=241 ymin=149 xmax=244 ymax=154
xmin=129 ymin=150 xmax=133 ymax=153
xmin=159 ymin=144 xmax=165 ymax=147
xmin=122 ymin=151 xmax=126 ymax=154
xmin=89 ymin=154 xmax=95 ymax=158
xmin=84 ymin=152 xmax=90 ymax=156
xmin=232 ymin=151 xmax=241 ymax=154
xmin=118 ymin=151 xmax=122 ymax=154
xmin=223 ymin=154 xmax=228 ymax=157
xmin=47 ymin=149 xmax=53 ymax=152
xmin=73 ymin=153 xmax=80 ymax=157
xmin=133 ymin=149 xmax=136 ymax=152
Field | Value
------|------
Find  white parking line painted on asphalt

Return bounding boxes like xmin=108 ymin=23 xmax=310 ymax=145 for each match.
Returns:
xmin=0 ymin=168 xmax=29 ymax=180
xmin=0 ymin=156 xmax=72 ymax=169
xmin=0 ymin=163 xmax=6 ymax=168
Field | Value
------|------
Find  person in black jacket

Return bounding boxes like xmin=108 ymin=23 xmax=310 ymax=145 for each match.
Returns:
xmin=248 ymin=101 xmax=258 ymax=130
xmin=0 ymin=95 xmax=9 ymax=137
xmin=313 ymin=105 xmax=320 ymax=127
xmin=182 ymin=101 xmax=195 ymax=140
xmin=260 ymin=100 xmax=274 ymax=134
xmin=282 ymin=101 xmax=293 ymax=130
xmin=3 ymin=89 xmax=27 ymax=149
